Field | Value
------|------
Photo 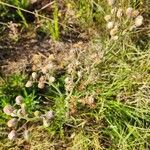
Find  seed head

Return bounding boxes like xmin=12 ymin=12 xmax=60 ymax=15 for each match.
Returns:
xmin=43 ymin=118 xmax=50 ymax=127
xmin=3 ymin=105 xmax=14 ymax=116
xmin=45 ymin=110 xmax=53 ymax=120
xmin=34 ymin=111 xmax=41 ymax=117
xmin=110 ymin=28 xmax=118 ymax=36
xmin=111 ymin=35 xmax=119 ymax=40
xmin=8 ymin=130 xmax=17 ymax=140
xmin=7 ymin=118 xmax=18 ymax=128
xmin=117 ymin=8 xmax=123 ymax=18
xmin=126 ymin=7 xmax=133 ymax=17
xmin=135 ymin=15 xmax=143 ymax=27
xmin=23 ymin=130 xmax=30 ymax=141
xmin=132 ymin=10 xmax=139 ymax=18
xmin=104 ymin=15 xmax=111 ymax=22
xmin=107 ymin=21 xmax=114 ymax=29
xmin=25 ymin=81 xmax=33 ymax=88
xmin=38 ymin=81 xmax=45 ymax=89
xmin=111 ymin=7 xmax=117 ymax=14
xmin=49 ymin=76 xmax=55 ymax=84
xmin=15 ymin=95 xmax=23 ymax=105
xmin=107 ymin=0 xmax=115 ymax=6
xmin=39 ymin=76 xmax=46 ymax=82
xmin=32 ymin=72 xmax=38 ymax=80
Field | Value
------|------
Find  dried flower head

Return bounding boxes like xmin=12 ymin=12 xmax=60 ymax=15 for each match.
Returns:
xmin=32 ymin=72 xmax=38 ymax=80
xmin=45 ymin=111 xmax=53 ymax=120
xmin=8 ymin=130 xmax=17 ymax=140
xmin=110 ymin=28 xmax=118 ymax=36
xmin=7 ymin=118 xmax=18 ymax=128
xmin=25 ymin=81 xmax=33 ymax=88
xmin=15 ymin=95 xmax=23 ymax=105
xmin=20 ymin=103 xmax=26 ymax=116
xmin=49 ymin=76 xmax=55 ymax=84
xmin=104 ymin=15 xmax=111 ymax=22
xmin=107 ymin=21 xmax=114 ymax=29
xmin=132 ymin=10 xmax=140 ymax=18
xmin=107 ymin=0 xmax=115 ymax=6
xmin=111 ymin=35 xmax=119 ymax=40
xmin=111 ymin=7 xmax=117 ymax=14
xmin=3 ymin=105 xmax=14 ymax=116
xmin=135 ymin=15 xmax=143 ymax=27
xmin=43 ymin=118 xmax=50 ymax=127
xmin=23 ymin=130 xmax=30 ymax=141
xmin=126 ymin=7 xmax=133 ymax=17
xmin=117 ymin=8 xmax=123 ymax=18
xmin=34 ymin=111 xmax=41 ymax=117
xmin=38 ymin=81 xmax=45 ymax=89
xmin=42 ymin=63 xmax=53 ymax=74
xmin=39 ymin=76 xmax=46 ymax=82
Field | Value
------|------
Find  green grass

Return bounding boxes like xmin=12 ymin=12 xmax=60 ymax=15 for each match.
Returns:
xmin=0 ymin=0 xmax=150 ymax=149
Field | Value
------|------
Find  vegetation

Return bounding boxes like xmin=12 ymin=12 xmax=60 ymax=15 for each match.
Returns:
xmin=0 ymin=0 xmax=150 ymax=149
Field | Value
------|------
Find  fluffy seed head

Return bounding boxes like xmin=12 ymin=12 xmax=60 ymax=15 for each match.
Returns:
xmin=8 ymin=130 xmax=17 ymax=140
xmin=3 ymin=105 xmax=14 ymax=116
xmin=15 ymin=95 xmax=23 ymax=105
xmin=107 ymin=21 xmax=114 ymax=29
xmin=25 ymin=81 xmax=33 ymax=88
xmin=7 ymin=118 xmax=18 ymax=128
xmin=135 ymin=15 xmax=143 ymax=27
xmin=126 ymin=7 xmax=133 ymax=17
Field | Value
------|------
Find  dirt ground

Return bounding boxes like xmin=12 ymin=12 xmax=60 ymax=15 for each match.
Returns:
xmin=0 ymin=30 xmax=89 ymax=76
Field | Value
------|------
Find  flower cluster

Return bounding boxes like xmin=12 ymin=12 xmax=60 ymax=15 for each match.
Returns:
xmin=3 ymin=95 xmax=54 ymax=141
xmin=105 ymin=1 xmax=144 ymax=40
xmin=25 ymin=54 xmax=56 ymax=89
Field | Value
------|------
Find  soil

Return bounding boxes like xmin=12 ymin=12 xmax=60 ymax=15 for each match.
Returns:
xmin=0 ymin=30 xmax=89 ymax=76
